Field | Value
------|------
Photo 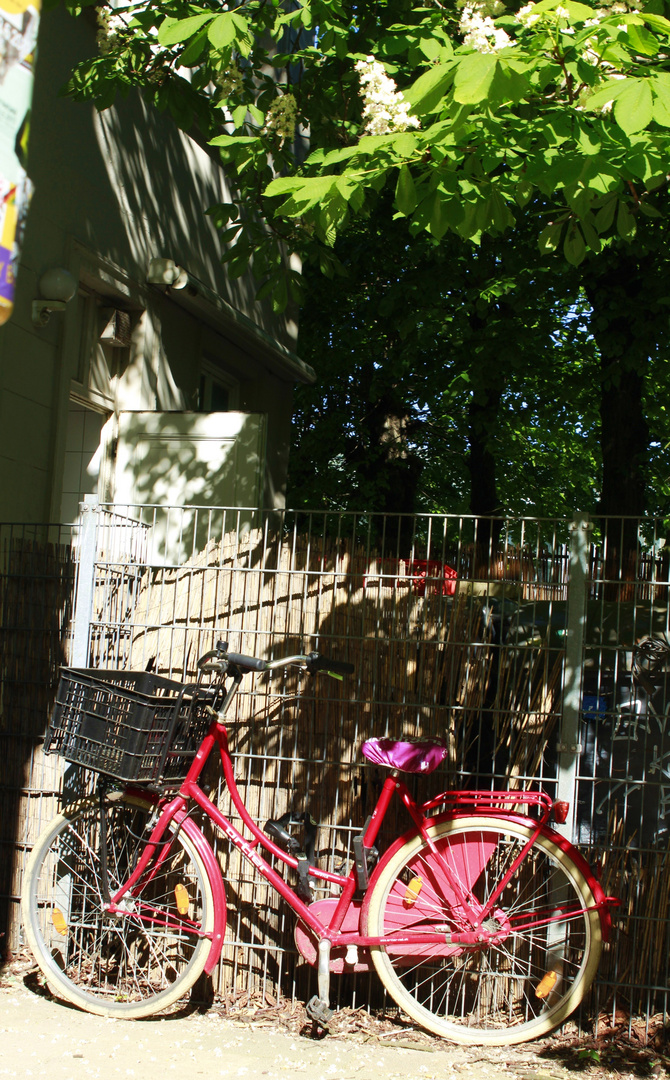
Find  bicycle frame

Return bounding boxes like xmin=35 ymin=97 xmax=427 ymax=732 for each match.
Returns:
xmin=104 ymin=714 xmax=613 ymax=977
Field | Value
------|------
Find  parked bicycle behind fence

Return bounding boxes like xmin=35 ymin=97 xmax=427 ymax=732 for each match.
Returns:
xmin=22 ymin=642 xmax=616 ymax=1045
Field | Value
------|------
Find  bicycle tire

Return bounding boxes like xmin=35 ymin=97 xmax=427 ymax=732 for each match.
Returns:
xmin=365 ymin=816 xmax=602 ymax=1045
xmin=21 ymin=791 xmax=214 ymax=1018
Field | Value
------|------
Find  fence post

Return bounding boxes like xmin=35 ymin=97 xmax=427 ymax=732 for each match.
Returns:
xmin=556 ymin=513 xmax=590 ymax=841
xmin=70 ymin=495 xmax=99 ymax=668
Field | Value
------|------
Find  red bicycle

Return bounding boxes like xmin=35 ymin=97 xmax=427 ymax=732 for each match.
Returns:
xmin=22 ymin=643 xmax=613 ymax=1045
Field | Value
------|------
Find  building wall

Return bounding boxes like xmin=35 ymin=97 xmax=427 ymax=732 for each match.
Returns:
xmin=0 ymin=6 xmax=305 ymax=523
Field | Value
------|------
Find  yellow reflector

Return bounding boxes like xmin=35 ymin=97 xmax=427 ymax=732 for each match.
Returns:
xmin=404 ymin=876 xmax=423 ymax=907
xmin=51 ymin=908 xmax=68 ymax=936
xmin=535 ymin=970 xmax=558 ymax=999
xmin=175 ymin=883 xmax=190 ymax=915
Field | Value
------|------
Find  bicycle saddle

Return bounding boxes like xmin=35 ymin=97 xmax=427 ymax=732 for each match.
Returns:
xmin=361 ymin=737 xmax=448 ymax=774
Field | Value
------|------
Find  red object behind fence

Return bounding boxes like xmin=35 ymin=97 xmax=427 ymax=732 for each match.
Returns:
xmin=406 ymin=560 xmax=458 ymax=596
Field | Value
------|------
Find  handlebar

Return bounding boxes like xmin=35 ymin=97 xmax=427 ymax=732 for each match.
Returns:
xmin=197 ymin=644 xmax=354 ymax=678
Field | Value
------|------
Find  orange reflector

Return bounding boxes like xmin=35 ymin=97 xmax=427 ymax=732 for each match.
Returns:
xmin=175 ymin=883 xmax=190 ymax=915
xmin=404 ymin=877 xmax=423 ymax=907
xmin=535 ymin=970 xmax=558 ymax=999
xmin=51 ymin=909 xmax=68 ymax=936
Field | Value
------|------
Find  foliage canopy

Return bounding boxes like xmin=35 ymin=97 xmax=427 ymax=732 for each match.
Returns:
xmin=63 ymin=0 xmax=670 ymax=305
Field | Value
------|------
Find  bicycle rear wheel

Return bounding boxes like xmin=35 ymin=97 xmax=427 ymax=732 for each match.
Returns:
xmin=22 ymin=791 xmax=214 ymax=1018
xmin=365 ymin=816 xmax=602 ymax=1045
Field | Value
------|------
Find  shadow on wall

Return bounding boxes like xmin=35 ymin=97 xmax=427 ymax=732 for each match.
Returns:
xmin=114 ymin=411 xmax=266 ymax=564
xmin=24 ymin=7 xmax=294 ymax=347
xmin=0 ymin=530 xmax=73 ymax=956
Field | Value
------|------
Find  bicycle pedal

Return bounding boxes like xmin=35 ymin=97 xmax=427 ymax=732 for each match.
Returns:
xmin=306 ymin=995 xmax=333 ymax=1027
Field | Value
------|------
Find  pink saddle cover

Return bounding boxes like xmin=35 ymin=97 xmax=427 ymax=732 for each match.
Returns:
xmin=361 ymin=737 xmax=448 ymax=774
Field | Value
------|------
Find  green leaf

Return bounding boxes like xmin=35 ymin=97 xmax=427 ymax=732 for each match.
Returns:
xmin=255 ymin=275 xmax=278 ymax=302
xmin=515 ymin=180 xmax=534 ymax=208
xmin=419 ymin=35 xmax=451 ymax=61
xmin=395 ymin=163 xmax=417 ymax=216
xmin=272 ymin=275 xmax=288 ymax=314
xmin=564 ymin=224 xmax=586 ymax=265
xmin=264 ymin=175 xmax=303 ymax=197
xmin=428 ymin=191 xmax=449 ymax=239
xmin=594 ymin=195 xmax=617 ymax=233
xmin=577 ymin=124 xmax=600 ymax=156
xmin=617 ymin=200 xmax=637 ymax=240
xmin=626 ymin=24 xmax=659 ymax=56
xmin=638 ymin=201 xmax=663 ymax=218
xmin=208 ymin=13 xmax=236 ymax=50
xmin=490 ymin=189 xmax=514 ymax=231
xmin=404 ymin=63 xmax=455 ymax=113
xmin=565 ymin=1 xmax=596 ymax=19
xmin=210 ymin=134 xmax=261 ymax=148
xmin=157 ymin=14 xmax=214 ymax=47
xmin=180 ymin=28 xmax=208 ymax=66
xmin=641 ymin=12 xmax=670 ymax=34
xmin=538 ymin=219 xmax=564 ymax=253
xmin=453 ymin=53 xmax=498 ymax=105
xmin=614 ymin=80 xmax=653 ymax=134
xmin=583 ymin=78 xmax=630 ymax=113
xmin=651 ymin=75 xmax=670 ymax=127
xmin=580 ymin=215 xmax=601 ymax=253
xmin=226 ymin=253 xmax=251 ymax=280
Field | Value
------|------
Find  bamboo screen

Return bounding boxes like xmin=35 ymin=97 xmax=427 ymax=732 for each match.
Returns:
xmin=5 ymin=506 xmax=670 ymax=1027
xmin=84 ymin=510 xmax=567 ymax=1003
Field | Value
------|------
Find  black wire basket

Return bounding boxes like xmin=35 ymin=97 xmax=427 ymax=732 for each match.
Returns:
xmin=45 ymin=668 xmax=216 ymax=786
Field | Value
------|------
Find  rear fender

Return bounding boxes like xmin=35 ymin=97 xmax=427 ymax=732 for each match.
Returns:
xmin=360 ymin=810 xmax=612 ymax=942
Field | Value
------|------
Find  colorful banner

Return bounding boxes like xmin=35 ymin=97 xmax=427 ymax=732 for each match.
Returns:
xmin=0 ymin=0 xmax=39 ymax=326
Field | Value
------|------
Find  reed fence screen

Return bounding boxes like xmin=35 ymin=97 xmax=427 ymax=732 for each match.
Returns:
xmin=2 ymin=505 xmax=670 ymax=1032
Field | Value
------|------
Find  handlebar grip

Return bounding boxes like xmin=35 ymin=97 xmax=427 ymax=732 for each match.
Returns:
xmin=225 ymin=652 xmax=269 ymax=673
xmin=307 ymin=652 xmax=354 ymax=676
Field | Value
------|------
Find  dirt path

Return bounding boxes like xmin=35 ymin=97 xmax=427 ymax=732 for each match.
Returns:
xmin=0 ymin=978 xmax=579 ymax=1080
xmin=0 ymin=961 xmax=663 ymax=1080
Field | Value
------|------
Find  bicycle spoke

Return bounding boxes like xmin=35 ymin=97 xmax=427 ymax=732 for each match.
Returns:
xmin=23 ymin=794 xmax=212 ymax=1017
xmin=368 ymin=817 xmax=601 ymax=1044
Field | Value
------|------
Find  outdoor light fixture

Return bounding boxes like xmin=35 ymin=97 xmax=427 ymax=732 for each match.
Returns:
xmin=146 ymin=257 xmax=189 ymax=290
xmin=32 ymin=267 xmax=77 ymax=326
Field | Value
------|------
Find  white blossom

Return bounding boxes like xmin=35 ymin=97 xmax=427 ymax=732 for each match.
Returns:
xmin=555 ymin=6 xmax=570 ymax=19
xmin=458 ymin=2 xmax=512 ymax=52
xmin=584 ymin=13 xmax=608 ymax=27
xmin=355 ymin=57 xmax=420 ymax=135
xmin=96 ymin=7 xmax=130 ymax=55
xmin=263 ymin=92 xmax=298 ymax=144
xmin=517 ymin=3 xmax=541 ymax=27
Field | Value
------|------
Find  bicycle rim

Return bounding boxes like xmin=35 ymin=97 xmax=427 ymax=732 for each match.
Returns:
xmin=365 ymin=816 xmax=602 ymax=1045
xmin=22 ymin=792 xmax=214 ymax=1018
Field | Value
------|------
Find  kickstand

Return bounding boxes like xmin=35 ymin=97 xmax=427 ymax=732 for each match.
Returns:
xmin=306 ymin=939 xmax=333 ymax=1031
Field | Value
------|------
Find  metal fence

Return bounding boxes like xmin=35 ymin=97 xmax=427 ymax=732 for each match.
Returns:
xmin=2 ymin=503 xmax=670 ymax=1032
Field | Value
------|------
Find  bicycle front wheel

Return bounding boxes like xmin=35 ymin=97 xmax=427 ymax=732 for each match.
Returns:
xmin=365 ymin=816 xmax=603 ymax=1045
xmin=22 ymin=791 xmax=214 ymax=1018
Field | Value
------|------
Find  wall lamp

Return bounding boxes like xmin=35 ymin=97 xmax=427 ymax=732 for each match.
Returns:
xmin=32 ymin=268 xmax=77 ymax=327
xmin=147 ymin=257 xmax=189 ymax=290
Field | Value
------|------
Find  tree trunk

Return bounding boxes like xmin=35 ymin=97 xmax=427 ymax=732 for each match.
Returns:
xmin=583 ymin=251 xmax=653 ymax=595
xmin=467 ymin=378 xmax=504 ymax=576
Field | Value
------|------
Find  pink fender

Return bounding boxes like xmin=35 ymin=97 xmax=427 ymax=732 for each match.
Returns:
xmin=171 ymin=810 xmax=227 ymax=974
xmin=360 ymin=810 xmax=612 ymax=942
xmin=123 ymin=787 xmax=226 ymax=975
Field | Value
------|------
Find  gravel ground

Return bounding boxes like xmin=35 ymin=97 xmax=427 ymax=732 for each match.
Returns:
xmin=0 ymin=959 xmax=666 ymax=1080
xmin=0 ymin=980 xmax=560 ymax=1080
